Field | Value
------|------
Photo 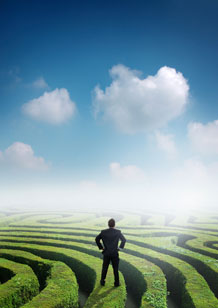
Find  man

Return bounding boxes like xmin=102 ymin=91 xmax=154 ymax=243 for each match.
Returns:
xmin=95 ymin=218 xmax=126 ymax=287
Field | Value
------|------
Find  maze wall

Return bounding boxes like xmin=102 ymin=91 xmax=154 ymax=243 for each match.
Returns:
xmin=0 ymin=210 xmax=218 ymax=308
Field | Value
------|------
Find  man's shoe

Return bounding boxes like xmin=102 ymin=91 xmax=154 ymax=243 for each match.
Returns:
xmin=100 ymin=280 xmax=105 ymax=286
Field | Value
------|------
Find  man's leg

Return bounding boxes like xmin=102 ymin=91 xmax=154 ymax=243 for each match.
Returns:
xmin=111 ymin=255 xmax=119 ymax=286
xmin=101 ymin=255 xmax=110 ymax=285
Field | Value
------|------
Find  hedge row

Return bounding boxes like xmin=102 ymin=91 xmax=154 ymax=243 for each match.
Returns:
xmin=0 ymin=240 xmax=126 ymax=308
xmin=38 ymin=213 xmax=96 ymax=225
xmin=0 ymin=228 xmax=169 ymax=308
xmin=205 ymin=241 xmax=218 ymax=251
xmin=0 ymin=233 xmax=170 ymax=308
xmin=1 ymin=232 xmax=216 ymax=308
xmin=178 ymin=235 xmax=218 ymax=259
xmin=120 ymin=253 xmax=167 ymax=308
xmin=0 ymin=234 xmax=167 ymax=308
xmin=0 ymin=249 xmax=78 ymax=308
xmin=22 ymin=229 xmax=218 ymax=307
xmin=0 ymin=258 xmax=39 ymax=308
xmin=126 ymin=234 xmax=218 ymax=297
xmin=4 ymin=211 xmax=218 ymax=230
xmin=124 ymin=236 xmax=218 ymax=307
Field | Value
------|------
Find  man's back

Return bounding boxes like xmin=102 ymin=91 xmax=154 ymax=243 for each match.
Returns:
xmin=96 ymin=227 xmax=126 ymax=256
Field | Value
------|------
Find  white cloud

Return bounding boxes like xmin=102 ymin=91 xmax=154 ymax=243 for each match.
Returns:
xmin=155 ymin=131 xmax=177 ymax=158
xmin=32 ymin=77 xmax=48 ymax=89
xmin=188 ymin=120 xmax=218 ymax=155
xmin=110 ymin=162 xmax=145 ymax=181
xmin=22 ymin=88 xmax=76 ymax=124
xmin=93 ymin=64 xmax=189 ymax=133
xmin=0 ymin=142 xmax=49 ymax=171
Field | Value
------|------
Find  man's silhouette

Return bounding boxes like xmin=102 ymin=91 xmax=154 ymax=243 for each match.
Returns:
xmin=95 ymin=218 xmax=126 ymax=287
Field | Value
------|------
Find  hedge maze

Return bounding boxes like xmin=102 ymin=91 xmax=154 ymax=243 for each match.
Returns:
xmin=0 ymin=210 xmax=218 ymax=308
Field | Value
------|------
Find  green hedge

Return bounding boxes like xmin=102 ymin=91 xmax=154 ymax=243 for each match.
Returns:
xmin=0 ymin=241 xmax=126 ymax=308
xmin=0 ymin=258 xmax=39 ymax=308
xmin=0 ymin=234 xmax=166 ymax=308
xmin=179 ymin=235 xmax=218 ymax=259
xmin=127 ymin=234 xmax=218 ymax=298
xmin=0 ymin=249 xmax=78 ymax=308
xmin=1 ymin=230 xmax=167 ymax=308
xmin=124 ymin=240 xmax=218 ymax=308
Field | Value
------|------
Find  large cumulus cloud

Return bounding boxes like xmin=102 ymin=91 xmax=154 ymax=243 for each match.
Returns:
xmin=93 ymin=65 xmax=189 ymax=133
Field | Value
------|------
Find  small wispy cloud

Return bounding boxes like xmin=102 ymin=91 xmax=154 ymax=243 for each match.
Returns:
xmin=0 ymin=142 xmax=49 ymax=171
xmin=188 ymin=120 xmax=218 ymax=156
xmin=32 ymin=77 xmax=49 ymax=89
xmin=22 ymin=88 xmax=76 ymax=124
xmin=0 ymin=67 xmax=22 ymax=87
xmin=8 ymin=67 xmax=22 ymax=84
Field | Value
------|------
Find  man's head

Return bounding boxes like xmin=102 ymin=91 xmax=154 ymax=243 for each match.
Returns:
xmin=108 ymin=218 xmax=115 ymax=228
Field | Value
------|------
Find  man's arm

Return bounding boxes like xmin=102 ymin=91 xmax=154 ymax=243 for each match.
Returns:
xmin=119 ymin=232 xmax=126 ymax=249
xmin=95 ymin=232 xmax=104 ymax=250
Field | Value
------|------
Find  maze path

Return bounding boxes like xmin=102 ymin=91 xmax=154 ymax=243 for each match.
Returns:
xmin=204 ymin=241 xmax=218 ymax=251
xmin=178 ymin=235 xmax=218 ymax=259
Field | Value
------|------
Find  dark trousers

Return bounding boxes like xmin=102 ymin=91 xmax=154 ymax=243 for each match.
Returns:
xmin=101 ymin=254 xmax=119 ymax=285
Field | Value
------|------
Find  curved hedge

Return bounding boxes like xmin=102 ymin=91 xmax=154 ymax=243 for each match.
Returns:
xmin=126 ymin=235 xmax=218 ymax=298
xmin=0 ymin=241 xmax=126 ymax=308
xmin=0 ymin=233 xmax=167 ymax=308
xmin=0 ymin=249 xmax=79 ymax=308
xmin=0 ymin=258 xmax=39 ymax=308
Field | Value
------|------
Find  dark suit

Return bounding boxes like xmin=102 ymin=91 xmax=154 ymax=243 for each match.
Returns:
xmin=95 ymin=227 xmax=126 ymax=285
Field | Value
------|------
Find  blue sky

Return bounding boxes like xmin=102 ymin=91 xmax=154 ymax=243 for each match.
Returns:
xmin=1 ymin=0 xmax=218 ymax=210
